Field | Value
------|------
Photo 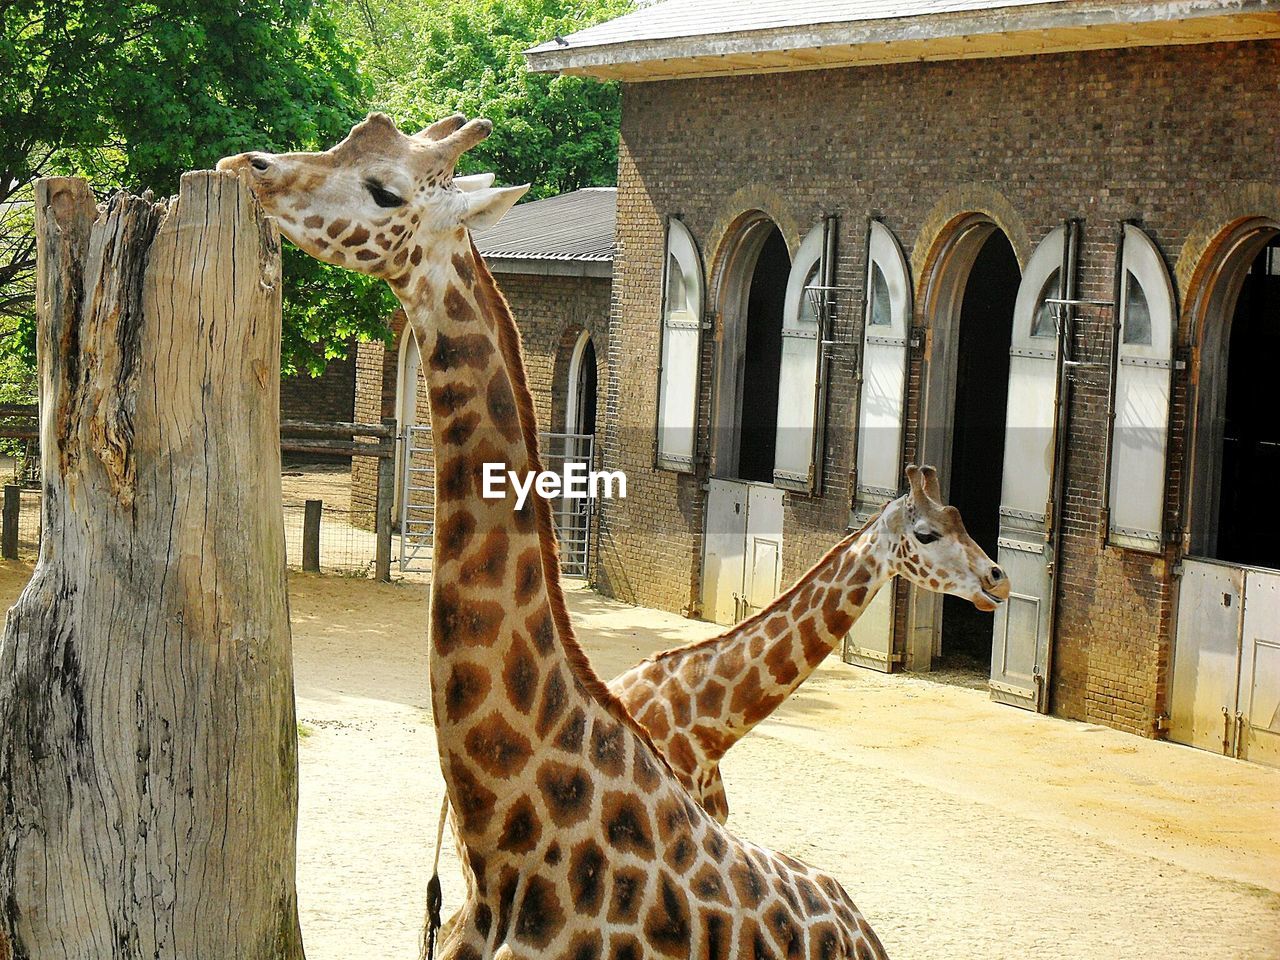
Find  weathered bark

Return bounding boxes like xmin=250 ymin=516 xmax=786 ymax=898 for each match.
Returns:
xmin=0 ymin=174 xmax=304 ymax=959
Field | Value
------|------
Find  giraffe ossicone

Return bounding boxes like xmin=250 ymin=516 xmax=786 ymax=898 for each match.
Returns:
xmin=221 ymin=113 xmax=891 ymax=959
xmin=609 ymin=462 xmax=1011 ymax=822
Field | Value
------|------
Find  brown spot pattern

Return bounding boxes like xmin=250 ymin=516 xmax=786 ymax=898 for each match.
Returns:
xmin=502 ymin=635 xmax=539 ymax=714
xmin=463 ymin=711 xmax=533 ymax=777
xmin=432 ymin=584 xmax=503 ymax=654
xmin=444 ymin=660 xmax=490 ymax=722
xmin=486 ymin=371 xmax=520 ymax=442
xmin=429 ymin=332 xmax=493 ymax=372
xmin=460 ymin=528 xmax=509 ymax=587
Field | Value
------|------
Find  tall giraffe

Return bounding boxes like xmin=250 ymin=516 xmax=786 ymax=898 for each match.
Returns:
xmin=220 ymin=113 xmax=891 ymax=960
xmin=607 ymin=464 xmax=1009 ymax=822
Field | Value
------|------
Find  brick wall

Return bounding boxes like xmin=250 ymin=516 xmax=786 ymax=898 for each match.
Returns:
xmin=600 ymin=39 xmax=1280 ymax=734
xmin=350 ymin=311 xmax=406 ymax=526
xmin=280 ymin=353 xmax=356 ymax=424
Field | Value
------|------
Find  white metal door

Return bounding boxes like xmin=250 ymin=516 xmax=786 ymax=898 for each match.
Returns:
xmin=703 ymin=479 xmax=749 ymax=624
xmin=773 ymin=223 xmax=827 ymax=492
xmin=990 ymin=226 xmax=1067 ymax=711
xmin=656 ymin=219 xmax=705 ymax=472
xmin=1107 ymin=224 xmax=1176 ymax=550
xmin=702 ymin=480 xmax=784 ymax=625
xmin=1240 ymin=569 xmax=1280 ymax=766
xmin=844 ymin=585 xmax=896 ymax=672
xmin=846 ymin=221 xmax=912 ymax=673
xmin=741 ymin=485 xmax=784 ymax=618
xmin=1171 ymin=559 xmax=1245 ymax=754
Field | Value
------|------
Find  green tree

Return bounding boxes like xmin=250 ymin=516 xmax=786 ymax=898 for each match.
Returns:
xmin=334 ymin=0 xmax=631 ymax=199
xmin=0 ymin=0 xmax=395 ymax=377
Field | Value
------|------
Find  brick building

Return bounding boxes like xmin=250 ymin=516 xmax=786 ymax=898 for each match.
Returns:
xmin=351 ymin=188 xmax=614 ymax=556
xmin=527 ymin=0 xmax=1280 ymax=760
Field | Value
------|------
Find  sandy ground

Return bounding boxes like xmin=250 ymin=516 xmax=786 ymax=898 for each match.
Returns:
xmin=1 ymin=560 xmax=1277 ymax=959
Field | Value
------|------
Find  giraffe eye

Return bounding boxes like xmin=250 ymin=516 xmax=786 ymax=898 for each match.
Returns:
xmin=915 ymin=530 xmax=940 ymax=544
xmin=365 ymin=180 xmax=404 ymax=208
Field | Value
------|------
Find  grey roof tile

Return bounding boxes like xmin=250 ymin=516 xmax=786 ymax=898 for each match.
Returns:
xmin=473 ymin=187 xmax=616 ymax=262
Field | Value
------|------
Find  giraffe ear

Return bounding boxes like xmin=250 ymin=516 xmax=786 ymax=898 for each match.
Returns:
xmin=905 ymin=464 xmax=922 ymax=496
xmin=414 ymin=113 xmax=467 ymax=141
xmin=920 ymin=465 xmax=942 ymax=503
xmin=461 ymin=184 xmax=530 ymax=230
xmin=454 ymin=172 xmax=496 ymax=193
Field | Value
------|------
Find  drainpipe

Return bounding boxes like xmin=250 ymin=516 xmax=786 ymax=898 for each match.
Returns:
xmin=1043 ymin=218 xmax=1082 ymax=714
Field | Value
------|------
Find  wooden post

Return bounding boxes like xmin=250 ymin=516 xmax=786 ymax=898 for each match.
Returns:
xmin=1 ymin=485 xmax=17 ymax=560
xmin=375 ymin=417 xmax=396 ymax=581
xmin=0 ymin=175 xmax=304 ymax=959
xmin=303 ymin=499 xmax=322 ymax=572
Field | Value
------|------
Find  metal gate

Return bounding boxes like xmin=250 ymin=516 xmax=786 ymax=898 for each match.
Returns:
xmin=397 ymin=426 xmax=596 ymax=578
xmin=1172 ymin=559 xmax=1280 ymax=766
xmin=542 ymin=432 xmax=595 ymax=579
xmin=399 ymin=424 xmax=435 ymax=572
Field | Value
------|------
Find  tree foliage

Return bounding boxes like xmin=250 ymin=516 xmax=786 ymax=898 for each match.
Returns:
xmin=0 ymin=0 xmax=393 ymax=376
xmin=0 ymin=0 xmax=630 ymax=382
xmin=333 ymin=0 xmax=630 ymax=199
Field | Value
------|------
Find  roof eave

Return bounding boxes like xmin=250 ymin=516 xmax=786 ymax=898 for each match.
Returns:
xmin=487 ymin=257 xmax=614 ymax=278
xmin=526 ymin=0 xmax=1280 ymax=80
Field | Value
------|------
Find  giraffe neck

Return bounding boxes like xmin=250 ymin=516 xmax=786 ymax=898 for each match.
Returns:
xmin=400 ymin=234 xmax=650 ymax=854
xmin=621 ymin=514 xmax=894 ymax=771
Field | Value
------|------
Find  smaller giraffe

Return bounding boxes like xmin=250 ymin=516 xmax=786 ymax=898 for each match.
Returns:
xmin=608 ymin=464 xmax=1010 ymax=822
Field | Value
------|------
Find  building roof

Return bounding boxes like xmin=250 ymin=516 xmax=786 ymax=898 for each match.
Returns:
xmin=474 ymin=187 xmax=615 ymax=278
xmin=526 ymin=0 xmax=1280 ymax=81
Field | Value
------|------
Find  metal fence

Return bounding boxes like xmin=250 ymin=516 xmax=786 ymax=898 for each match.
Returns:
xmin=282 ymin=499 xmax=382 ymax=576
xmin=1 ymin=422 xmax=598 ymax=581
xmin=396 ymin=426 xmax=596 ymax=578
xmin=1 ymin=485 xmax=41 ymax=561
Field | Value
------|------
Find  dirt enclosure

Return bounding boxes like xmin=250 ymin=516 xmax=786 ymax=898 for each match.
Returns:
xmin=0 ymin=560 xmax=1276 ymax=959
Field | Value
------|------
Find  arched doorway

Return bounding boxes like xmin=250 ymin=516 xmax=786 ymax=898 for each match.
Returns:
xmin=565 ymin=330 xmax=598 ymax=441
xmin=1174 ymin=221 xmax=1280 ymax=763
xmin=556 ymin=329 xmax=598 ymax=579
xmin=1189 ymin=226 xmax=1280 ymax=565
xmin=702 ymin=214 xmax=793 ymax=624
xmin=943 ymin=232 xmax=1020 ymax=673
xmin=392 ymin=329 xmax=423 ymax=518
xmin=913 ymin=218 xmax=1021 ymax=677
xmin=710 ymin=218 xmax=791 ymax=481
xmin=911 ymin=215 xmax=1067 ymax=712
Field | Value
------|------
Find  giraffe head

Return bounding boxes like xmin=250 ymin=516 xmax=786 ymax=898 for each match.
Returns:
xmin=878 ymin=464 xmax=1010 ymax=611
xmin=216 ymin=112 xmax=528 ymax=282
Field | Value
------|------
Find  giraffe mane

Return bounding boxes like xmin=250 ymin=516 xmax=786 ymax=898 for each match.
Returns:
xmin=469 ymin=239 xmax=675 ymax=772
xmin=638 ymin=505 xmax=888 ymax=666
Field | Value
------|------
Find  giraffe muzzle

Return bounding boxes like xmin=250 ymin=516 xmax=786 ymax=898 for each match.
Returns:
xmin=978 ymin=568 xmax=1011 ymax=608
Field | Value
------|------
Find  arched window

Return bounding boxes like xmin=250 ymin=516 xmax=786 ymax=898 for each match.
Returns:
xmin=772 ymin=220 xmax=832 ymax=492
xmin=1106 ymin=224 xmax=1176 ymax=551
xmin=853 ymin=220 xmax=912 ymax=515
xmin=655 ymin=217 xmax=705 ymax=472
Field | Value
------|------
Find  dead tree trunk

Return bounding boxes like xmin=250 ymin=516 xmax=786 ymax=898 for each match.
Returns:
xmin=0 ymin=174 xmax=304 ymax=959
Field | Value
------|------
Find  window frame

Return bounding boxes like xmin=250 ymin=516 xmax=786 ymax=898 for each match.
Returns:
xmin=1104 ymin=222 xmax=1177 ymax=552
xmin=654 ymin=216 xmax=707 ymax=473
